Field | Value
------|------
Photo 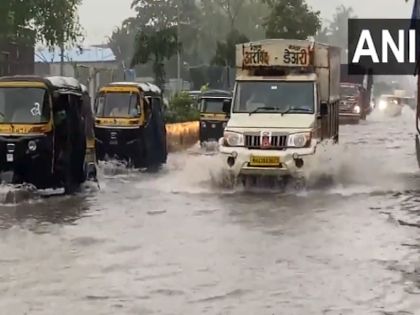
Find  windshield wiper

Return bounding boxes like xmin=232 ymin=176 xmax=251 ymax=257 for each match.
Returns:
xmin=281 ymin=106 xmax=312 ymax=116
xmin=249 ymin=106 xmax=276 ymax=116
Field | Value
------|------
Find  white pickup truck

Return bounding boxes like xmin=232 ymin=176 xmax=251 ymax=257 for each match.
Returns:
xmin=219 ymin=39 xmax=341 ymax=184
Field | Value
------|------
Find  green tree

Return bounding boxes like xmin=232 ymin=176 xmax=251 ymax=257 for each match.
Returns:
xmin=212 ymin=0 xmax=246 ymax=30
xmin=0 ymin=0 xmax=83 ymax=75
xmin=108 ymin=18 xmax=137 ymax=69
xmin=315 ymin=5 xmax=356 ymax=62
xmin=263 ymin=0 xmax=321 ymax=39
xmin=212 ymin=29 xmax=249 ymax=67
xmin=236 ymin=0 xmax=269 ymax=40
xmin=327 ymin=6 xmax=356 ymax=48
xmin=131 ymin=26 xmax=178 ymax=91
xmin=0 ymin=0 xmax=82 ymax=46
xmin=129 ymin=0 xmax=202 ymax=80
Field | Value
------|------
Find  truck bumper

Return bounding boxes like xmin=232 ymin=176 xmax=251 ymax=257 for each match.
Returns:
xmin=219 ymin=140 xmax=317 ymax=178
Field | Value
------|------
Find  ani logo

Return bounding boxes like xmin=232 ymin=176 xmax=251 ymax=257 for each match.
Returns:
xmin=261 ymin=131 xmax=272 ymax=148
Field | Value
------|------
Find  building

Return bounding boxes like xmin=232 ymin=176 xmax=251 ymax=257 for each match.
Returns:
xmin=35 ymin=45 xmax=120 ymax=99
xmin=0 ymin=36 xmax=34 ymax=76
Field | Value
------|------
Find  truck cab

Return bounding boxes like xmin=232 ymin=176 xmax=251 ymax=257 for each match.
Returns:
xmin=219 ymin=39 xmax=340 ymax=183
xmin=339 ymin=82 xmax=363 ymax=124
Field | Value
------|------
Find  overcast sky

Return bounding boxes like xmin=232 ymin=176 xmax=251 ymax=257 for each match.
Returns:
xmin=78 ymin=0 xmax=415 ymax=45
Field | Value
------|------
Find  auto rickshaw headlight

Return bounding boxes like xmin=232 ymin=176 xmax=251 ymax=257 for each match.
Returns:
xmin=28 ymin=140 xmax=37 ymax=152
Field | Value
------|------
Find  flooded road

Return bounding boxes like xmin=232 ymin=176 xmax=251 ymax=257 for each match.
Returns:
xmin=1 ymin=109 xmax=420 ymax=314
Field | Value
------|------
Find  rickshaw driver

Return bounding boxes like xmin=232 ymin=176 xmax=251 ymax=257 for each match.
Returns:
xmin=109 ymin=94 xmax=140 ymax=117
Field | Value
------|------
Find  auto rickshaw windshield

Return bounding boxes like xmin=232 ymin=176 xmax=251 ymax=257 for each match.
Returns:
xmin=200 ymin=98 xmax=226 ymax=113
xmin=95 ymin=92 xmax=140 ymax=118
xmin=0 ymin=87 xmax=50 ymax=124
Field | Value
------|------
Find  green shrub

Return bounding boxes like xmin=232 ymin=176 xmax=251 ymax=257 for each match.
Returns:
xmin=165 ymin=92 xmax=200 ymax=123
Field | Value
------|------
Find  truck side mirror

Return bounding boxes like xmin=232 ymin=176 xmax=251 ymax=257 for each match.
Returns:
xmin=223 ymin=99 xmax=231 ymax=114
xmin=320 ymin=102 xmax=328 ymax=116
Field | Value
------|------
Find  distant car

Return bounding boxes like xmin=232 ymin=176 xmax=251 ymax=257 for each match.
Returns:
xmin=377 ymin=94 xmax=408 ymax=117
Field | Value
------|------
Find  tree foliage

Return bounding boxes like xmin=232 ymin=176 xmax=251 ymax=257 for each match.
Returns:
xmin=165 ymin=92 xmax=199 ymax=123
xmin=263 ymin=0 xmax=321 ymax=39
xmin=0 ymin=0 xmax=83 ymax=48
xmin=315 ymin=5 xmax=356 ymax=62
xmin=131 ymin=26 xmax=178 ymax=90
xmin=211 ymin=0 xmax=246 ymax=29
xmin=212 ymin=29 xmax=249 ymax=67
xmin=108 ymin=18 xmax=137 ymax=67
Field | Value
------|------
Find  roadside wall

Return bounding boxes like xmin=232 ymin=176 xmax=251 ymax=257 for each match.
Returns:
xmin=166 ymin=121 xmax=199 ymax=152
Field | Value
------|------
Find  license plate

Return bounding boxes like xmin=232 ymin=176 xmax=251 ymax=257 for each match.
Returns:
xmin=110 ymin=140 xmax=118 ymax=145
xmin=249 ymin=155 xmax=280 ymax=166
xmin=6 ymin=154 xmax=13 ymax=162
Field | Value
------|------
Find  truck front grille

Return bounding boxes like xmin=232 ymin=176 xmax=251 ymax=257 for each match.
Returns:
xmin=244 ymin=133 xmax=287 ymax=149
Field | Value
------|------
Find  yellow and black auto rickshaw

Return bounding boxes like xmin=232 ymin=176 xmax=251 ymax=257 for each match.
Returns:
xmin=0 ymin=76 xmax=98 ymax=193
xmin=80 ymin=83 xmax=98 ymax=181
xmin=94 ymin=82 xmax=167 ymax=169
xmin=198 ymin=89 xmax=232 ymax=145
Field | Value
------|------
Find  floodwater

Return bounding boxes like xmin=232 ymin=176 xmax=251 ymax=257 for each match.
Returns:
xmin=1 ymin=108 xmax=420 ymax=314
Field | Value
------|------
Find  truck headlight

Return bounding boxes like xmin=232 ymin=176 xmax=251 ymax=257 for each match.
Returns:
xmin=353 ymin=105 xmax=361 ymax=114
xmin=223 ymin=131 xmax=244 ymax=147
xmin=200 ymin=121 xmax=207 ymax=128
xmin=287 ymin=132 xmax=311 ymax=148
xmin=378 ymin=100 xmax=387 ymax=111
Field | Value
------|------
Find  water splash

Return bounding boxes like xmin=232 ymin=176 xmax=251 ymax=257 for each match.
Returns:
xmin=136 ymin=108 xmax=419 ymax=196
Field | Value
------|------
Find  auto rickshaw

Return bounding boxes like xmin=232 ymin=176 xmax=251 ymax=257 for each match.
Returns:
xmin=94 ymin=82 xmax=167 ymax=169
xmin=0 ymin=75 xmax=97 ymax=193
xmin=80 ymin=84 xmax=98 ymax=181
xmin=198 ymin=89 xmax=232 ymax=145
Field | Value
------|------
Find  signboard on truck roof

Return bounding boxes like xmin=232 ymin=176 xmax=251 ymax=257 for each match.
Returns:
xmin=238 ymin=39 xmax=313 ymax=69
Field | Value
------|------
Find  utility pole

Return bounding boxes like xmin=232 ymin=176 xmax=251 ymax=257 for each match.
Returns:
xmin=60 ymin=45 xmax=64 ymax=76
xmin=177 ymin=4 xmax=181 ymax=92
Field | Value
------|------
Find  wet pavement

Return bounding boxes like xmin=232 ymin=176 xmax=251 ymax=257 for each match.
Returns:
xmin=1 ymin=109 xmax=420 ymax=314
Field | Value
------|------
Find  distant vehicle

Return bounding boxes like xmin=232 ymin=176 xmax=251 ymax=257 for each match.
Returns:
xmin=377 ymin=94 xmax=408 ymax=117
xmin=198 ymin=89 xmax=232 ymax=145
xmin=339 ymin=83 xmax=363 ymax=124
xmin=340 ymin=64 xmax=373 ymax=120
xmin=219 ymin=39 xmax=340 ymax=186
xmin=94 ymin=82 xmax=167 ymax=169
xmin=0 ymin=75 xmax=97 ymax=193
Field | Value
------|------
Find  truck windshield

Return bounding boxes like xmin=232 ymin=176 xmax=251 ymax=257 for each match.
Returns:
xmin=340 ymin=85 xmax=359 ymax=97
xmin=0 ymin=87 xmax=50 ymax=124
xmin=233 ymin=81 xmax=315 ymax=114
xmin=95 ymin=92 xmax=140 ymax=118
xmin=200 ymin=98 xmax=226 ymax=113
